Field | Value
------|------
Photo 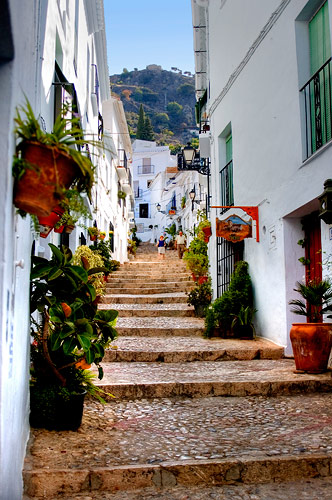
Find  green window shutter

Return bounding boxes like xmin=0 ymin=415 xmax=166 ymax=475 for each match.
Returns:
xmin=309 ymin=1 xmax=332 ymax=151
xmin=226 ymin=134 xmax=232 ymax=163
xmin=309 ymin=1 xmax=331 ymax=74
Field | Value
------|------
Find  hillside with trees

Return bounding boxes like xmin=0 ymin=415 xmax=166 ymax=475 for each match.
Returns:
xmin=110 ymin=66 xmax=198 ymax=152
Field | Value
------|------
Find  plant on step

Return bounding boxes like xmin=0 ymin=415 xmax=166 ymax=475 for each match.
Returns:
xmin=128 ymin=238 xmax=137 ymax=255
xmin=30 ymin=244 xmax=118 ymax=429
xmin=187 ymin=279 xmax=212 ymax=317
xmin=204 ymin=306 xmax=217 ymax=338
xmin=209 ymin=261 xmax=254 ymax=338
xmin=12 ymin=99 xmax=98 ymax=218
xmin=231 ymin=306 xmax=257 ymax=339
xmin=89 ymin=240 xmax=114 ymax=275
xmin=72 ymin=245 xmax=107 ymax=298
xmin=183 ymin=252 xmax=209 ymax=277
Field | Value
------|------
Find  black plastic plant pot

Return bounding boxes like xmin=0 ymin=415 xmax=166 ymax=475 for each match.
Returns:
xmin=29 ymin=386 xmax=87 ymax=431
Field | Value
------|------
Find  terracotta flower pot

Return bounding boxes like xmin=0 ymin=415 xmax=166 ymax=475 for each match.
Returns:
xmin=202 ymin=226 xmax=212 ymax=242
xmin=65 ymin=224 xmax=75 ymax=234
xmin=290 ymin=322 xmax=332 ymax=374
xmin=14 ymin=142 xmax=79 ymax=217
xmin=54 ymin=225 xmax=64 ymax=234
xmin=198 ymin=276 xmax=208 ymax=285
xmin=90 ymin=235 xmax=97 ymax=241
xmin=39 ymin=225 xmax=53 ymax=238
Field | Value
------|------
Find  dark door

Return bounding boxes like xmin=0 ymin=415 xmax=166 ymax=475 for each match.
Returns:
xmin=302 ymin=212 xmax=322 ymax=322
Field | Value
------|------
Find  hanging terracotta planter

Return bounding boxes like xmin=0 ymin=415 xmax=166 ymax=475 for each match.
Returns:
xmin=13 ymin=142 xmax=79 ymax=217
xmin=39 ymin=225 xmax=53 ymax=238
xmin=65 ymin=224 xmax=75 ymax=234
xmin=202 ymin=226 xmax=212 ymax=242
xmin=90 ymin=235 xmax=97 ymax=241
xmin=290 ymin=323 xmax=332 ymax=374
xmin=54 ymin=225 xmax=65 ymax=234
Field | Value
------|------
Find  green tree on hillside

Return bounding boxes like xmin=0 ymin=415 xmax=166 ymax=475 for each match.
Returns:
xmin=143 ymin=116 xmax=155 ymax=141
xmin=136 ymin=104 xmax=145 ymax=139
xmin=167 ymin=101 xmax=184 ymax=125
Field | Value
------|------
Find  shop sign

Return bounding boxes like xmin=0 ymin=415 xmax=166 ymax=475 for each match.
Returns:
xmin=216 ymin=214 xmax=252 ymax=242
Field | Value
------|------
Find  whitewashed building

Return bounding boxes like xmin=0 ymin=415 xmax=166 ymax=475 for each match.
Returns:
xmin=0 ymin=1 xmax=131 ymax=496
xmin=192 ymin=0 xmax=332 ymax=354
xmin=132 ymin=140 xmax=177 ymax=241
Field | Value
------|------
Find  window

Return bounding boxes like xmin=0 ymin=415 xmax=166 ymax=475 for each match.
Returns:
xmin=147 ymin=180 xmax=153 ymax=188
xmin=300 ymin=1 xmax=332 ymax=157
xmin=220 ymin=132 xmax=234 ymax=214
xmin=138 ymin=158 xmax=154 ymax=175
xmin=139 ymin=203 xmax=149 ymax=218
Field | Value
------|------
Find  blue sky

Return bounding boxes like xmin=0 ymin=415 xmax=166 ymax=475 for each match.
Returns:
xmin=103 ymin=1 xmax=195 ymax=76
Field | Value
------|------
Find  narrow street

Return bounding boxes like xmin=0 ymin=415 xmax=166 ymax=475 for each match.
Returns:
xmin=24 ymin=245 xmax=332 ymax=499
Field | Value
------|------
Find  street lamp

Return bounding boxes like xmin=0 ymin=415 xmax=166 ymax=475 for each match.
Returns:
xmin=156 ymin=203 xmax=166 ymax=214
xmin=189 ymin=188 xmax=196 ymax=211
xmin=182 ymin=144 xmax=196 ymax=166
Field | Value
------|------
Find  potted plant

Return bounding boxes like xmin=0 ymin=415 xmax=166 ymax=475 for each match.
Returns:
xmin=289 ymin=279 xmax=332 ymax=373
xmin=54 ymin=188 xmax=92 ymax=234
xmin=231 ymin=305 xmax=257 ymax=339
xmin=187 ymin=279 xmax=212 ymax=317
xmin=30 ymin=244 xmax=118 ymax=430
xmin=183 ymin=237 xmax=209 ymax=281
xmin=207 ymin=261 xmax=254 ymax=338
xmin=88 ymin=226 xmax=99 ymax=241
xmin=117 ymin=190 xmax=126 ymax=200
xmin=181 ymin=196 xmax=186 ymax=209
xmin=198 ymin=219 xmax=212 ymax=242
xmin=99 ymin=231 xmax=106 ymax=240
xmin=12 ymin=99 xmax=96 ymax=217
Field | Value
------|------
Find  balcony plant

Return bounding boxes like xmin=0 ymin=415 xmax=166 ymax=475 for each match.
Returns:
xmin=187 ymin=279 xmax=212 ymax=317
xmin=30 ymin=244 xmax=118 ymax=430
xmin=118 ymin=190 xmax=127 ymax=200
xmin=289 ymin=278 xmax=332 ymax=373
xmin=13 ymin=99 xmax=96 ymax=218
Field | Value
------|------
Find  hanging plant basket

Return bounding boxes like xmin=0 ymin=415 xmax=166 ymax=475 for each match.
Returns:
xmin=39 ymin=225 xmax=53 ymax=239
xmin=54 ymin=225 xmax=65 ymax=234
xmin=13 ymin=142 xmax=79 ymax=217
xmin=202 ymin=226 xmax=212 ymax=242
xmin=65 ymin=224 xmax=75 ymax=234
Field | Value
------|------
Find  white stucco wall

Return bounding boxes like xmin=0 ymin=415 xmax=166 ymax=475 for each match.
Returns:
xmin=198 ymin=0 xmax=332 ymax=352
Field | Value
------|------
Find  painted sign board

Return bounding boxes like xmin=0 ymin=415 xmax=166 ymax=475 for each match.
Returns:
xmin=216 ymin=214 xmax=252 ymax=242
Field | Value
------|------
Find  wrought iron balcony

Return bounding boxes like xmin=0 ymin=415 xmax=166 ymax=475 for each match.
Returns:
xmin=137 ymin=164 xmax=155 ymax=175
xmin=300 ymin=57 xmax=332 ymax=159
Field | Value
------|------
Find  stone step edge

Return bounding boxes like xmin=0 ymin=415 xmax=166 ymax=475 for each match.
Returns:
xmin=96 ymin=379 xmax=332 ymax=400
xmin=114 ymin=328 xmax=203 ymax=337
xmin=104 ymin=347 xmax=283 ymax=362
xmin=23 ymin=453 xmax=332 ymax=497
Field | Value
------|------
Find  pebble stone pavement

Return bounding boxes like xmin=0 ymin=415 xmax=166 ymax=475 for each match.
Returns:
xmin=23 ymin=244 xmax=332 ymax=499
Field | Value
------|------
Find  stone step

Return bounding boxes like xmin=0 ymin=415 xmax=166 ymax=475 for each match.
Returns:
xmin=95 ymin=359 xmax=332 ymax=400
xmin=111 ymin=271 xmax=191 ymax=278
xmin=99 ymin=303 xmax=196 ymax=317
xmin=108 ymin=276 xmax=192 ymax=284
xmin=106 ymin=280 xmax=193 ymax=288
xmin=115 ymin=317 xmax=204 ymax=337
xmin=104 ymin=337 xmax=284 ymax=362
xmin=106 ymin=285 xmax=193 ymax=295
xmin=101 ymin=293 xmax=188 ymax=304
xmin=22 ymin=478 xmax=332 ymax=500
xmin=24 ymin=392 xmax=332 ymax=498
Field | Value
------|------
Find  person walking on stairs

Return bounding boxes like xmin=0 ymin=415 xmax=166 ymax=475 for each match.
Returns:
xmin=156 ymin=235 xmax=166 ymax=260
xmin=175 ymin=230 xmax=186 ymax=259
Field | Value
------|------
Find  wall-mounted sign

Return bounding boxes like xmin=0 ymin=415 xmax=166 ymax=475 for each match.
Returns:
xmin=212 ymin=206 xmax=259 ymax=242
xmin=216 ymin=214 xmax=252 ymax=242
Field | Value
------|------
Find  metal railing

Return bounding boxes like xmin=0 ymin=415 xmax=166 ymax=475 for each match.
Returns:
xmin=118 ymin=149 xmax=128 ymax=169
xmin=219 ymin=160 xmax=234 ymax=215
xmin=137 ymin=164 xmax=155 ymax=175
xmin=300 ymin=57 xmax=332 ymax=159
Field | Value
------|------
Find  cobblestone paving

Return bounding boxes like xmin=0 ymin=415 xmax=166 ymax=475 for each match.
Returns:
xmin=26 ymin=393 xmax=332 ymax=469
xmin=46 ymin=478 xmax=332 ymax=499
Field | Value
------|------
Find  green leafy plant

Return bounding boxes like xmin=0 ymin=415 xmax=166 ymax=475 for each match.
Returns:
xmin=231 ymin=306 xmax=257 ymax=338
xmin=289 ymin=279 xmax=332 ymax=323
xmin=88 ymin=226 xmax=99 ymax=237
xmin=181 ymin=196 xmax=186 ymax=209
xmin=183 ymin=252 xmax=209 ymax=276
xmin=128 ymin=239 xmax=137 ymax=255
xmin=118 ymin=190 xmax=127 ymax=199
xmin=209 ymin=261 xmax=254 ymax=337
xmin=30 ymin=244 xmax=118 ymax=397
xmin=187 ymin=279 xmax=212 ymax=317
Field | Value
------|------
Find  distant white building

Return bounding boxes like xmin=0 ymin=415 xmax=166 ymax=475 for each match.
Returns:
xmin=132 ymin=140 xmax=177 ymax=241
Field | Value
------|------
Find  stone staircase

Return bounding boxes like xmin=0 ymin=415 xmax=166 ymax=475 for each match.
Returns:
xmin=23 ymin=244 xmax=332 ymax=499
